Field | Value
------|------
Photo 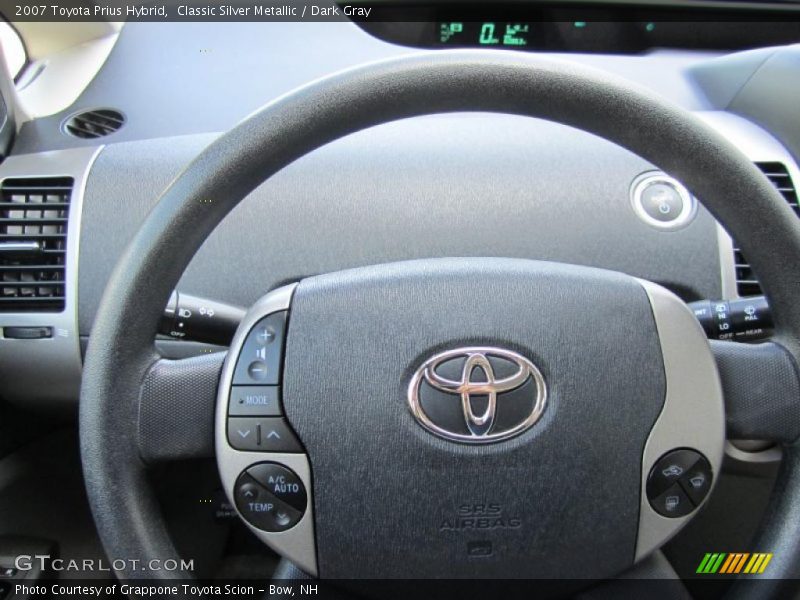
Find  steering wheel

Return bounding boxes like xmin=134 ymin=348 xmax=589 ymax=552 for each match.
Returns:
xmin=80 ymin=51 xmax=800 ymax=596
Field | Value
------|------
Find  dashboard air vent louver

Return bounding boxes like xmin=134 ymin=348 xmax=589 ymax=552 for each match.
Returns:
xmin=0 ymin=177 xmax=73 ymax=312
xmin=734 ymin=162 xmax=798 ymax=297
xmin=63 ymin=108 xmax=124 ymax=139
xmin=733 ymin=162 xmax=800 ymax=296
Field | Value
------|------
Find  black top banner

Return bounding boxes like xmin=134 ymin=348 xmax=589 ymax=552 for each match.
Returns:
xmin=5 ymin=0 xmax=800 ymax=22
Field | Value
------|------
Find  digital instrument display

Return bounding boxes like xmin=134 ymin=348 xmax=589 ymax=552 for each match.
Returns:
xmin=439 ymin=22 xmax=533 ymax=47
xmin=434 ymin=20 xmax=646 ymax=52
xmin=357 ymin=10 xmax=800 ymax=56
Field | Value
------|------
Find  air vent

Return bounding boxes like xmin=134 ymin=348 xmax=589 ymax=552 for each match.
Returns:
xmin=734 ymin=162 xmax=798 ymax=297
xmin=0 ymin=177 xmax=73 ymax=311
xmin=63 ymin=108 xmax=124 ymax=139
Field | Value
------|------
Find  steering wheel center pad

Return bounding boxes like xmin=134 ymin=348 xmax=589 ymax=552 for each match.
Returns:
xmin=286 ymin=258 xmax=665 ymax=578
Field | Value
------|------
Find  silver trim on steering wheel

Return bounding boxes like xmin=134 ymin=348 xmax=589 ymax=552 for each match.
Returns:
xmin=635 ymin=279 xmax=726 ymax=561
xmin=215 ymin=283 xmax=318 ymax=576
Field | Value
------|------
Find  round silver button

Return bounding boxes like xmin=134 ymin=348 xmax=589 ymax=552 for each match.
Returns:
xmin=247 ymin=361 xmax=268 ymax=380
xmin=631 ymin=173 xmax=697 ymax=230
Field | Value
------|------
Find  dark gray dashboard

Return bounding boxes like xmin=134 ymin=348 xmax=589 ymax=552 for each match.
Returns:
xmin=77 ymin=115 xmax=724 ymax=338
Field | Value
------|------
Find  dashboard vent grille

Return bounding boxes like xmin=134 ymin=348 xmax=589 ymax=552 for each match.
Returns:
xmin=734 ymin=162 xmax=798 ymax=297
xmin=0 ymin=177 xmax=73 ymax=311
xmin=63 ymin=108 xmax=124 ymax=139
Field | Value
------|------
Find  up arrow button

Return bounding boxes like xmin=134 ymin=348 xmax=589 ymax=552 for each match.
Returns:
xmin=227 ymin=417 xmax=302 ymax=453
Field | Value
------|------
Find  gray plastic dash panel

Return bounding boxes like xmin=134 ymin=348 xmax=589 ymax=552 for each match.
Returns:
xmin=0 ymin=145 xmax=102 ymax=406
xmin=78 ymin=115 xmax=724 ymax=339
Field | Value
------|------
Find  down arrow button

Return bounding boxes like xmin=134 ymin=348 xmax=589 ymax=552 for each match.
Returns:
xmin=227 ymin=417 xmax=303 ymax=452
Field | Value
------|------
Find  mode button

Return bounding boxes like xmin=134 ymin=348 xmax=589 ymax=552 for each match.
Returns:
xmin=229 ymin=386 xmax=281 ymax=416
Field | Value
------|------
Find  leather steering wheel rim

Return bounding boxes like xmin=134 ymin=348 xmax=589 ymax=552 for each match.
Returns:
xmin=80 ymin=50 xmax=800 ymax=595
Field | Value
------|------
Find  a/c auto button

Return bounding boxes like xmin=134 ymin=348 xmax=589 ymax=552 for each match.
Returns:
xmin=234 ymin=473 xmax=303 ymax=532
xmin=247 ymin=462 xmax=308 ymax=512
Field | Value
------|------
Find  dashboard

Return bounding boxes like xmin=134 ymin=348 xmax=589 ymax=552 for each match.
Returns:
xmin=0 ymin=18 xmax=799 ymax=436
xmin=361 ymin=19 xmax=800 ymax=53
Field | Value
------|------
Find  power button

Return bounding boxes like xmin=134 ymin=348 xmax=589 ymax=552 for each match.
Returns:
xmin=640 ymin=183 xmax=684 ymax=222
xmin=631 ymin=173 xmax=696 ymax=230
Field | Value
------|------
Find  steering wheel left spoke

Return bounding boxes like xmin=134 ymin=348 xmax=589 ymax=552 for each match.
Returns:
xmin=137 ymin=351 xmax=226 ymax=464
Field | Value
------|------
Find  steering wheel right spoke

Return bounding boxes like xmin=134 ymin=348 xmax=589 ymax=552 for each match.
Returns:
xmin=712 ymin=340 xmax=800 ymax=445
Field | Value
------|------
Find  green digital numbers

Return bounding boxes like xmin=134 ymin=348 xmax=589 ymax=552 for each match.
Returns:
xmin=479 ymin=23 xmax=500 ymax=45
xmin=479 ymin=23 xmax=529 ymax=46
xmin=439 ymin=21 xmax=531 ymax=47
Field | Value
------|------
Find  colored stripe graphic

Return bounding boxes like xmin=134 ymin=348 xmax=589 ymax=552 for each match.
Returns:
xmin=720 ymin=553 xmax=740 ymax=574
xmin=696 ymin=554 xmax=713 ymax=574
xmin=757 ymin=554 xmax=773 ymax=574
xmin=711 ymin=553 xmax=726 ymax=573
xmin=744 ymin=554 xmax=761 ymax=574
xmin=698 ymin=553 xmax=773 ymax=575
xmin=697 ymin=553 xmax=726 ymax=574
xmin=719 ymin=554 xmax=735 ymax=574
xmin=732 ymin=553 xmax=750 ymax=574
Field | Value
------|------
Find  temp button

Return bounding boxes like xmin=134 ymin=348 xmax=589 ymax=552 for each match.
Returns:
xmin=233 ymin=464 xmax=306 ymax=532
